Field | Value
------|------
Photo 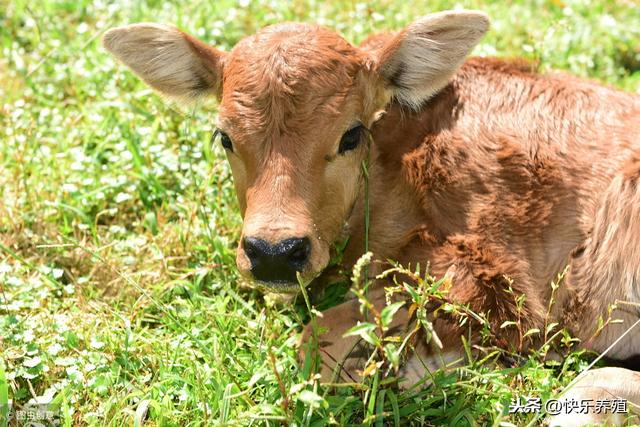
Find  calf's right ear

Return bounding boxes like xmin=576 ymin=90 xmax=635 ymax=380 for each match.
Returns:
xmin=103 ymin=23 xmax=226 ymax=101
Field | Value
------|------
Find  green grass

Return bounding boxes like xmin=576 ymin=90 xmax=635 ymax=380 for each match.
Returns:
xmin=1 ymin=0 xmax=639 ymax=425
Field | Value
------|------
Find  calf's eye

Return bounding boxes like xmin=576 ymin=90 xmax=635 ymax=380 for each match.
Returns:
xmin=213 ymin=129 xmax=233 ymax=152
xmin=338 ymin=124 xmax=364 ymax=154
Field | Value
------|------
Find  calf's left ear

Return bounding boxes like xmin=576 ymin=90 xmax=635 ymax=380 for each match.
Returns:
xmin=103 ymin=23 xmax=226 ymax=102
xmin=375 ymin=11 xmax=489 ymax=109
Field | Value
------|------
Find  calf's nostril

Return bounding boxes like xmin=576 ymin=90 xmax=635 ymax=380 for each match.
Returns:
xmin=288 ymin=238 xmax=311 ymax=264
xmin=242 ymin=237 xmax=263 ymax=262
xmin=290 ymin=248 xmax=306 ymax=262
xmin=244 ymin=244 xmax=256 ymax=258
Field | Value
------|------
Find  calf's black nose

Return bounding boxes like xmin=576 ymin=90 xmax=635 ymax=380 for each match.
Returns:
xmin=243 ymin=236 xmax=311 ymax=283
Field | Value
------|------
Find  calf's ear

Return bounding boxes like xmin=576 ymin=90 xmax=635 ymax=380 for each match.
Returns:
xmin=375 ymin=11 xmax=489 ymax=109
xmin=103 ymin=23 xmax=225 ymax=101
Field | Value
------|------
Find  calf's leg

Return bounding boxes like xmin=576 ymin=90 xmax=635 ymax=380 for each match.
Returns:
xmin=547 ymin=367 xmax=640 ymax=427
xmin=560 ymin=154 xmax=640 ymax=360
xmin=299 ymin=283 xmax=461 ymax=385
xmin=546 ymin=156 xmax=640 ymax=425
xmin=300 ymin=285 xmax=403 ymax=383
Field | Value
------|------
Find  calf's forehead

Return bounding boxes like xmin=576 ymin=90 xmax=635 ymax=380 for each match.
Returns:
xmin=227 ymin=23 xmax=363 ymax=75
xmin=218 ymin=24 xmax=368 ymax=133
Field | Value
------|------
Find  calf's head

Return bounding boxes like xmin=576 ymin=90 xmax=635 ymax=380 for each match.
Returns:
xmin=103 ymin=11 xmax=489 ymax=292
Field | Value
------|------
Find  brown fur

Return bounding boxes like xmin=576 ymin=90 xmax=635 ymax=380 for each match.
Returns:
xmin=104 ymin=13 xmax=640 ymax=409
xmin=341 ymin=56 xmax=640 ymax=358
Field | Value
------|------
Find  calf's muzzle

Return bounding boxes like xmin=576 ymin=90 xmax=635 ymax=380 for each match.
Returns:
xmin=242 ymin=236 xmax=311 ymax=284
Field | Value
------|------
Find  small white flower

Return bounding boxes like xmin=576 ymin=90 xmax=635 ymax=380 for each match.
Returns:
xmin=23 ymin=356 xmax=42 ymax=368
xmin=47 ymin=343 xmax=63 ymax=356
xmin=66 ymin=366 xmax=84 ymax=382
xmin=114 ymin=192 xmax=132 ymax=203
xmin=90 ymin=338 xmax=105 ymax=349
xmin=62 ymin=183 xmax=78 ymax=192
xmin=140 ymin=372 xmax=152 ymax=383
xmin=600 ymin=14 xmax=617 ymax=27
xmin=7 ymin=276 xmax=22 ymax=286
xmin=71 ymin=162 xmax=85 ymax=171
xmin=22 ymin=329 xmax=35 ymax=343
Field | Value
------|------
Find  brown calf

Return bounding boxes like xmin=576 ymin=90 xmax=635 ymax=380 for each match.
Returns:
xmin=104 ymin=10 xmax=640 ymax=423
